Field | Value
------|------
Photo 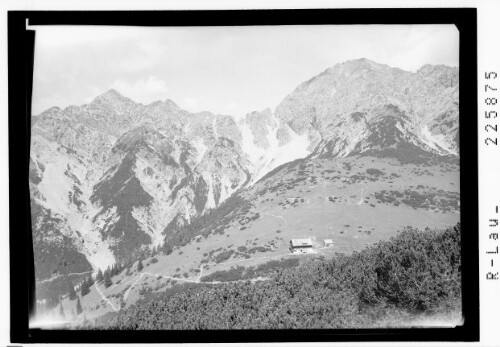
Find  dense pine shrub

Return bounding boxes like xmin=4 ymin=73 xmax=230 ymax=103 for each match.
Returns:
xmin=200 ymin=258 xmax=300 ymax=283
xmin=99 ymin=224 xmax=461 ymax=329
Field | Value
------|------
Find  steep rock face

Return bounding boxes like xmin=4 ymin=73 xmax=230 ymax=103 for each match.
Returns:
xmin=29 ymin=135 xmax=107 ymax=277
xmin=74 ymin=89 xmax=142 ymax=137
xmin=81 ymin=121 xmax=251 ymax=262
xmin=30 ymin=58 xmax=459 ymax=277
xmin=412 ymin=65 xmax=459 ymax=154
xmin=243 ymin=109 xmax=277 ymax=149
xmin=32 ymin=107 xmax=116 ymax=167
xmin=30 ymin=93 xmax=255 ymax=270
xmin=30 ymin=199 xmax=93 ymax=281
xmin=275 ymin=58 xmax=459 ymax=158
xmin=196 ymin=137 xmax=252 ymax=207
xmin=216 ymin=115 xmax=243 ymax=145
xmin=90 ymin=152 xmax=154 ymax=261
xmin=162 ymin=137 xmax=252 ymax=234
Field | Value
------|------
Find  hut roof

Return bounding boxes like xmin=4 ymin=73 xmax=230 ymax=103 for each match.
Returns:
xmin=290 ymin=238 xmax=313 ymax=247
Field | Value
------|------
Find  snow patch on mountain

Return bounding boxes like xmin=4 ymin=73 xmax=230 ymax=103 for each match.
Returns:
xmin=250 ymin=124 xmax=311 ymax=185
xmin=239 ymin=111 xmax=311 ymax=185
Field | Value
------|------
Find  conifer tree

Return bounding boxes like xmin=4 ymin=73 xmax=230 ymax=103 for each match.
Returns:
xmin=68 ymin=281 xmax=77 ymax=300
xmin=104 ymin=270 xmax=113 ymax=288
xmin=80 ymin=277 xmax=92 ymax=297
xmin=76 ymin=296 xmax=83 ymax=315
xmin=137 ymin=259 xmax=144 ymax=272
xmin=80 ymin=278 xmax=88 ymax=296
xmin=163 ymin=242 xmax=173 ymax=255
xmin=96 ymin=269 xmax=104 ymax=283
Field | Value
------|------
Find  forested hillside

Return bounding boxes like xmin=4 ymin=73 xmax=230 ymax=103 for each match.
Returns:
xmin=94 ymin=223 xmax=461 ymax=329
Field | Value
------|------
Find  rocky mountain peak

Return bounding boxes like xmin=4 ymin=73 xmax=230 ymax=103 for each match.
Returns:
xmin=147 ymin=99 xmax=181 ymax=111
xmin=37 ymin=106 xmax=63 ymax=118
xmin=275 ymin=59 xmax=459 ymax=158
xmin=93 ymin=88 xmax=127 ymax=101
xmin=90 ymin=89 xmax=136 ymax=111
xmin=322 ymin=58 xmax=398 ymax=80
xmin=336 ymin=58 xmax=390 ymax=71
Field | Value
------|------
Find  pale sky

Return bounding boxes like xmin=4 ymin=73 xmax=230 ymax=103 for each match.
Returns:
xmin=31 ymin=25 xmax=458 ymax=118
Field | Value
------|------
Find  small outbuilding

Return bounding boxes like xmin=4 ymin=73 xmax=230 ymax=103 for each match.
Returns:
xmin=324 ymin=239 xmax=334 ymax=247
xmin=290 ymin=238 xmax=314 ymax=253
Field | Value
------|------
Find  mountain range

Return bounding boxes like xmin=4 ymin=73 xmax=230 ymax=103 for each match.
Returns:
xmin=29 ymin=58 xmax=459 ymax=282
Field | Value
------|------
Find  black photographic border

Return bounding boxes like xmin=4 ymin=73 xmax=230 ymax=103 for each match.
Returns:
xmin=8 ymin=8 xmax=478 ymax=343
